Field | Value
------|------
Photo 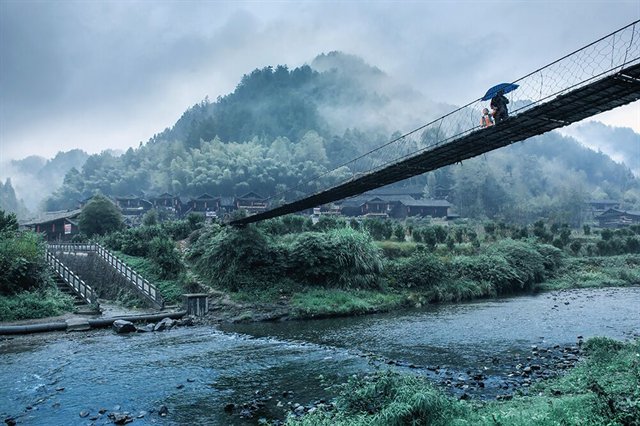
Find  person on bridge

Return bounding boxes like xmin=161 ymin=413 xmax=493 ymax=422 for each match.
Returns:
xmin=490 ymin=89 xmax=509 ymax=123
xmin=481 ymin=108 xmax=494 ymax=128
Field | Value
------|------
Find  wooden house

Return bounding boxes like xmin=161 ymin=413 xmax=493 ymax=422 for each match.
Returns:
xmin=189 ymin=194 xmax=221 ymax=214
xmin=21 ymin=209 xmax=82 ymax=241
xmin=338 ymin=195 xmax=451 ymax=219
xmin=235 ymin=192 xmax=268 ymax=214
xmin=596 ymin=208 xmax=640 ymax=228
xmin=150 ymin=192 xmax=184 ymax=215
xmin=114 ymin=195 xmax=152 ymax=216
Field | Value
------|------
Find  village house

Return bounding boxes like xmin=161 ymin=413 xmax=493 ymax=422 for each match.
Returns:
xmin=21 ymin=209 xmax=82 ymax=241
xmin=338 ymin=195 xmax=451 ymax=219
xmin=114 ymin=195 xmax=152 ymax=216
xmin=235 ymin=192 xmax=268 ymax=214
xmin=149 ymin=192 xmax=184 ymax=215
xmin=596 ymin=208 xmax=640 ymax=228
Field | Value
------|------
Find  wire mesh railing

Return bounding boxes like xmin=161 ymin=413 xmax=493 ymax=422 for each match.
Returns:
xmin=261 ymin=20 xmax=640 ymax=211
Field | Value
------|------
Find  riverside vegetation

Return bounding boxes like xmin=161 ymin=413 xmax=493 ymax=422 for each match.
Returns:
xmin=3 ymin=207 xmax=639 ymax=321
xmin=2 ymin=208 xmax=639 ymax=425
xmin=285 ymin=337 xmax=640 ymax=426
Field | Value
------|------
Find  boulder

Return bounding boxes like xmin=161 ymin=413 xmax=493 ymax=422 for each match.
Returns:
xmin=112 ymin=320 xmax=136 ymax=334
xmin=136 ymin=323 xmax=155 ymax=333
xmin=154 ymin=317 xmax=176 ymax=332
xmin=108 ymin=412 xmax=133 ymax=424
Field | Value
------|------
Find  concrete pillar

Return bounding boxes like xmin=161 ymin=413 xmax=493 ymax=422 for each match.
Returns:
xmin=183 ymin=294 xmax=209 ymax=316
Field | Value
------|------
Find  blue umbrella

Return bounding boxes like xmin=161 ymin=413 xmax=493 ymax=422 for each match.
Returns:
xmin=481 ymin=83 xmax=519 ymax=101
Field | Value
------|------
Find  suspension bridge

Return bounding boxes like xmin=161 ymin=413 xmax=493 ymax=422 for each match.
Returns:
xmin=230 ymin=21 xmax=640 ymax=226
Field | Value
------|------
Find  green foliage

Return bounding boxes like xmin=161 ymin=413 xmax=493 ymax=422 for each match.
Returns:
xmin=450 ymin=254 xmax=517 ymax=294
xmin=289 ymin=371 xmax=468 ymax=426
xmin=393 ymin=224 xmax=405 ymax=241
xmin=0 ymin=289 xmax=74 ymax=321
xmin=360 ymin=218 xmax=393 ymax=241
xmin=290 ymin=289 xmax=404 ymax=318
xmin=0 ymin=209 xmax=19 ymax=233
xmin=114 ymin=252 xmax=194 ymax=304
xmin=188 ymin=225 xmax=284 ymax=291
xmin=483 ymin=239 xmax=547 ymax=290
xmin=0 ymin=230 xmax=50 ymax=295
xmin=142 ymin=209 xmax=159 ymax=226
xmin=289 ymin=339 xmax=640 ymax=426
xmin=148 ymin=236 xmax=183 ymax=279
xmin=259 ymin=215 xmax=312 ymax=235
xmin=376 ymin=241 xmax=417 ymax=259
xmin=388 ymin=252 xmax=448 ymax=290
xmin=78 ymin=194 xmax=124 ymax=237
xmin=289 ymin=228 xmax=383 ymax=289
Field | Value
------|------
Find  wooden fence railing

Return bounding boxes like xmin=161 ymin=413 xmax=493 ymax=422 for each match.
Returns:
xmin=45 ymin=249 xmax=98 ymax=306
xmin=47 ymin=243 xmax=164 ymax=309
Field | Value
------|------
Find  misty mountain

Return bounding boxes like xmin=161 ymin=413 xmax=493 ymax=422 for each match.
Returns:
xmin=1 ymin=149 xmax=89 ymax=214
xmin=561 ymin=121 xmax=640 ymax=176
xmin=152 ymin=52 xmax=449 ymax=151
xmin=36 ymin=52 xmax=639 ymax=224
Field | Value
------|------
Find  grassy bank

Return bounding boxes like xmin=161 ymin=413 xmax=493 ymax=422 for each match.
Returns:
xmin=0 ymin=289 xmax=74 ymax=322
xmin=286 ymin=337 xmax=640 ymax=425
xmin=182 ymin=222 xmax=639 ymax=320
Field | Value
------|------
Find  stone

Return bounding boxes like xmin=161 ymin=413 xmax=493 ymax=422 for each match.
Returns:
xmin=136 ymin=324 xmax=155 ymax=333
xmin=79 ymin=410 xmax=90 ymax=418
xmin=4 ymin=417 xmax=17 ymax=426
xmin=108 ymin=412 xmax=133 ymax=425
xmin=176 ymin=384 xmax=184 ymax=389
xmin=112 ymin=320 xmax=136 ymax=334
xmin=158 ymin=405 xmax=169 ymax=417
xmin=154 ymin=317 xmax=176 ymax=332
xmin=223 ymin=403 xmax=235 ymax=412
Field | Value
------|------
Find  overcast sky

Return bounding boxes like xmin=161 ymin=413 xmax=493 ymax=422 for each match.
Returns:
xmin=1 ymin=0 xmax=639 ymax=163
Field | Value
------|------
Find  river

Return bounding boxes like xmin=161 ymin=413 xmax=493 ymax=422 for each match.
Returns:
xmin=1 ymin=287 xmax=638 ymax=425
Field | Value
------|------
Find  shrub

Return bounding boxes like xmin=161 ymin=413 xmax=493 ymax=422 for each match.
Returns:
xmin=450 ymin=254 xmax=518 ymax=294
xmin=148 ymin=236 xmax=183 ymax=279
xmin=288 ymin=228 xmax=383 ymax=289
xmin=188 ymin=225 xmax=284 ymax=291
xmin=0 ymin=230 xmax=50 ymax=295
xmin=0 ymin=289 xmax=74 ymax=321
xmin=78 ymin=194 xmax=124 ymax=237
xmin=483 ymin=239 xmax=546 ymax=290
xmin=389 ymin=252 xmax=448 ymax=289
xmin=377 ymin=241 xmax=417 ymax=259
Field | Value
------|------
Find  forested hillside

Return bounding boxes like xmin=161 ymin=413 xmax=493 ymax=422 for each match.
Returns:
xmin=41 ymin=52 xmax=640 ymax=224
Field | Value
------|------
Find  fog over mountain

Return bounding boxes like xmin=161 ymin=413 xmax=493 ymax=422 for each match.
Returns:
xmin=560 ymin=122 xmax=640 ymax=177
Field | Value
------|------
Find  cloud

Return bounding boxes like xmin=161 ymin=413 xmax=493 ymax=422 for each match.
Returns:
xmin=1 ymin=1 xmax=639 ymax=161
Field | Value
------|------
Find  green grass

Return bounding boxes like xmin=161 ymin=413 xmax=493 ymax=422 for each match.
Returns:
xmin=290 ymin=289 xmax=406 ymax=318
xmin=287 ymin=337 xmax=640 ymax=426
xmin=115 ymin=252 xmax=185 ymax=304
xmin=0 ymin=288 xmax=75 ymax=321
xmin=538 ymin=254 xmax=640 ymax=291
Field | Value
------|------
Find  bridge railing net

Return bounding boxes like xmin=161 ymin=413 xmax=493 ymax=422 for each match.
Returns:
xmin=266 ymin=21 xmax=639 ymax=210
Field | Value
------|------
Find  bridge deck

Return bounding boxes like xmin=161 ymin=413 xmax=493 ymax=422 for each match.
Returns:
xmin=231 ymin=62 xmax=640 ymax=226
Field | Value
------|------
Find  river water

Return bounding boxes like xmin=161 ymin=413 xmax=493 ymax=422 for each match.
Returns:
xmin=1 ymin=287 xmax=638 ymax=425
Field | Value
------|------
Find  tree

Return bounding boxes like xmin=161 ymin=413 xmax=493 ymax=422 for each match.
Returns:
xmin=0 ymin=209 xmax=18 ymax=233
xmin=78 ymin=194 xmax=124 ymax=237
